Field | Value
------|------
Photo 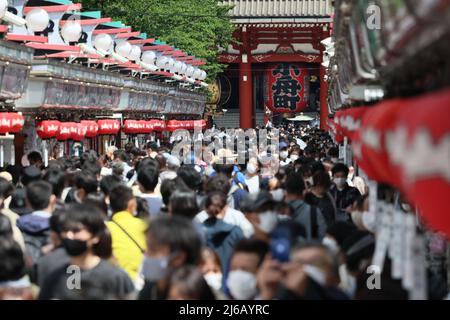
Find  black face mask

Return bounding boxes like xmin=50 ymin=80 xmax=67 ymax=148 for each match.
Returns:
xmin=62 ymin=238 xmax=89 ymax=257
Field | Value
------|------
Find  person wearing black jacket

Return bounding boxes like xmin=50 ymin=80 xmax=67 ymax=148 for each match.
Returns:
xmin=329 ymin=163 xmax=361 ymax=222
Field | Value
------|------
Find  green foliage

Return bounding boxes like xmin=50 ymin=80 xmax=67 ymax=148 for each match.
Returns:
xmin=75 ymin=0 xmax=236 ymax=80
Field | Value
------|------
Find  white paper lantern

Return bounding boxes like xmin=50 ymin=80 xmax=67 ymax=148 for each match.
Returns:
xmin=128 ymin=45 xmax=142 ymax=61
xmin=180 ymin=63 xmax=188 ymax=75
xmin=142 ymin=51 xmax=157 ymax=65
xmin=93 ymin=33 xmax=113 ymax=52
xmin=26 ymin=8 xmax=50 ymax=33
xmin=199 ymin=70 xmax=207 ymax=80
xmin=0 ymin=0 xmax=8 ymax=19
xmin=193 ymin=68 xmax=203 ymax=80
xmin=186 ymin=66 xmax=195 ymax=77
xmin=173 ymin=61 xmax=183 ymax=73
xmin=155 ymin=56 xmax=169 ymax=68
xmin=115 ymin=41 xmax=132 ymax=57
xmin=166 ymin=58 xmax=175 ymax=70
xmin=61 ymin=21 xmax=82 ymax=43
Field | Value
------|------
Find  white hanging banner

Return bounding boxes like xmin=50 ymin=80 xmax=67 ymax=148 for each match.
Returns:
xmin=0 ymin=141 xmax=4 ymax=168
xmin=10 ymin=142 xmax=15 ymax=165
xmin=409 ymin=235 xmax=427 ymax=300
xmin=402 ymin=214 xmax=417 ymax=291
xmin=43 ymin=140 xmax=48 ymax=167
xmin=372 ymin=202 xmax=392 ymax=272
xmin=368 ymin=180 xmax=378 ymax=230
xmin=59 ymin=142 xmax=64 ymax=158
xmin=390 ymin=209 xmax=404 ymax=279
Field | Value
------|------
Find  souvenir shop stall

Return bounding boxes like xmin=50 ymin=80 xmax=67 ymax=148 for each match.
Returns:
xmin=0 ymin=0 xmax=208 ymax=162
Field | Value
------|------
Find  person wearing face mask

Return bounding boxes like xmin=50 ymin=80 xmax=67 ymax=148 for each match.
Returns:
xmin=201 ymin=247 xmax=224 ymax=296
xmin=106 ymin=185 xmax=148 ymax=284
xmin=321 ymin=222 xmax=358 ymax=297
xmin=257 ymin=243 xmax=348 ymax=300
xmin=226 ymin=239 xmax=269 ymax=300
xmin=348 ymin=194 xmax=376 ymax=232
xmin=139 ymin=215 xmax=203 ymax=300
xmin=284 ymin=173 xmax=327 ymax=241
xmin=329 ymin=163 xmax=361 ymax=222
xmin=240 ymin=191 xmax=280 ymax=243
xmin=200 ymin=192 xmax=245 ymax=273
xmin=340 ymin=231 xmax=375 ymax=299
xmin=39 ymin=203 xmax=135 ymax=300
xmin=279 ymin=148 xmax=290 ymax=167
xmin=244 ymin=157 xmax=260 ymax=194
xmin=305 ymin=170 xmax=337 ymax=227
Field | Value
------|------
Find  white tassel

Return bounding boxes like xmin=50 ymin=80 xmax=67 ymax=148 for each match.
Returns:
xmin=43 ymin=140 xmax=48 ymax=167
xmin=59 ymin=142 xmax=64 ymax=158
xmin=11 ymin=142 xmax=15 ymax=165
xmin=135 ymin=137 xmax=139 ymax=148
xmin=0 ymin=141 xmax=4 ymax=168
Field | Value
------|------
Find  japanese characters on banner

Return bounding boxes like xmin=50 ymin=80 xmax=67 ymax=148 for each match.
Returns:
xmin=265 ymin=63 xmax=309 ymax=113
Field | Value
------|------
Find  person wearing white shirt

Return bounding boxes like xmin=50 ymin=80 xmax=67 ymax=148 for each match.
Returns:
xmin=194 ymin=206 xmax=254 ymax=238
xmin=245 ymin=157 xmax=260 ymax=194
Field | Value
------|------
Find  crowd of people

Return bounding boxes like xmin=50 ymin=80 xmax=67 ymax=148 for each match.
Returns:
xmin=0 ymin=123 xmax=448 ymax=300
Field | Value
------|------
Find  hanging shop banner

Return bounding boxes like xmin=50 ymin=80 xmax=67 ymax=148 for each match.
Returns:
xmin=265 ymin=63 xmax=309 ymax=113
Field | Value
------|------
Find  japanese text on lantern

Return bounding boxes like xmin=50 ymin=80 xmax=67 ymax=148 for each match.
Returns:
xmin=266 ymin=63 xmax=309 ymax=113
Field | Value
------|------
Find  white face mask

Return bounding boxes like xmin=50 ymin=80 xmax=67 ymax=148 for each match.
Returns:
xmin=303 ymin=265 xmax=327 ymax=287
xmin=305 ymin=177 xmax=314 ymax=187
xmin=204 ymin=272 xmax=223 ymax=291
xmin=246 ymin=163 xmax=257 ymax=175
xmin=270 ymin=188 xmax=285 ymax=202
xmin=290 ymin=154 xmax=299 ymax=162
xmin=226 ymin=270 xmax=257 ymax=300
xmin=257 ymin=210 xmax=278 ymax=234
xmin=322 ymin=236 xmax=339 ymax=255
xmin=334 ymin=177 xmax=346 ymax=189
xmin=280 ymin=151 xmax=288 ymax=160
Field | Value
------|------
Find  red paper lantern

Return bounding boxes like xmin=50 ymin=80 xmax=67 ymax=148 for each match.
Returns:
xmin=97 ymin=119 xmax=120 ymax=135
xmin=142 ymin=121 xmax=154 ymax=134
xmin=359 ymin=99 xmax=405 ymax=187
xmin=37 ymin=120 xmax=61 ymax=139
xmin=167 ymin=120 xmax=188 ymax=132
xmin=335 ymin=107 xmax=368 ymax=142
xmin=57 ymin=122 xmax=75 ymax=141
xmin=151 ymin=120 xmax=165 ymax=132
xmin=9 ymin=113 xmax=25 ymax=133
xmin=72 ymin=123 xmax=87 ymax=141
xmin=386 ymin=88 xmax=450 ymax=238
xmin=81 ymin=120 xmax=99 ymax=138
xmin=0 ymin=113 xmax=12 ymax=134
xmin=123 ymin=120 xmax=139 ymax=135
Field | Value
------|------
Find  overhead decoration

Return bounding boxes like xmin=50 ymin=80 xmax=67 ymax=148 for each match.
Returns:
xmin=265 ymin=63 xmax=309 ymax=113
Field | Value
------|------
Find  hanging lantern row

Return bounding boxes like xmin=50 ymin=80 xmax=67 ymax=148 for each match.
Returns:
xmin=0 ymin=0 xmax=209 ymax=87
xmin=36 ymin=119 xmax=205 ymax=140
xmin=336 ymin=87 xmax=450 ymax=238
xmin=37 ymin=119 xmax=120 ymax=141
xmin=166 ymin=119 xmax=207 ymax=132
xmin=0 ymin=113 xmax=25 ymax=135
xmin=122 ymin=119 xmax=166 ymax=134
